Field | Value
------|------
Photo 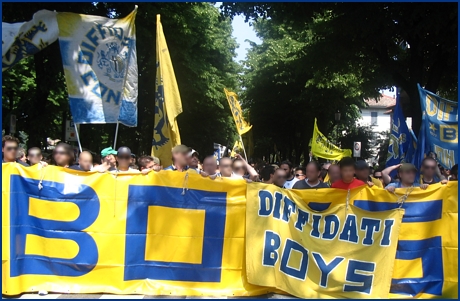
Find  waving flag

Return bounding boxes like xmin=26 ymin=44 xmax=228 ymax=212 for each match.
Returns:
xmin=224 ymin=89 xmax=252 ymax=136
xmin=2 ymin=10 xmax=58 ymax=71
xmin=57 ymin=8 xmax=138 ymax=126
xmin=311 ymin=118 xmax=351 ymax=160
xmin=151 ymin=15 xmax=183 ymax=167
xmin=415 ymin=84 xmax=458 ymax=169
xmin=386 ymin=88 xmax=413 ymax=175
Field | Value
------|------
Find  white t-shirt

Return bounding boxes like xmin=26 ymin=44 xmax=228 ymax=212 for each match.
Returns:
xmin=283 ymin=176 xmax=299 ymax=189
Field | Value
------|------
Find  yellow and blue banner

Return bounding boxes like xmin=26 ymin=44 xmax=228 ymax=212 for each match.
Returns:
xmin=57 ymin=8 xmax=138 ymax=126
xmin=2 ymin=164 xmax=457 ymax=298
xmin=311 ymin=118 xmax=352 ymax=161
xmin=224 ymin=89 xmax=252 ymax=136
xmin=152 ymin=15 xmax=183 ymax=168
xmin=414 ymin=84 xmax=458 ymax=169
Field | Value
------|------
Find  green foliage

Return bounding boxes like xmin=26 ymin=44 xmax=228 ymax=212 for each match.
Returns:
xmin=338 ymin=124 xmax=377 ymax=160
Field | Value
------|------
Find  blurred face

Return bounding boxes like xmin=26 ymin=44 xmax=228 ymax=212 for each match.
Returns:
xmin=399 ymin=169 xmax=416 ymax=184
xmin=295 ymin=170 xmax=306 ymax=180
xmin=53 ymin=147 xmax=71 ymax=167
xmin=143 ymin=160 xmax=156 ymax=170
xmin=355 ymin=168 xmax=369 ymax=182
xmin=116 ymin=153 xmax=131 ymax=169
xmin=79 ymin=153 xmax=93 ymax=171
xmin=306 ymin=164 xmax=320 ymax=182
xmin=27 ymin=150 xmax=43 ymax=165
xmin=219 ymin=158 xmax=233 ymax=177
xmin=172 ymin=152 xmax=187 ymax=167
xmin=280 ymin=164 xmax=292 ymax=177
xmin=2 ymin=141 xmax=18 ymax=162
xmin=103 ymin=154 xmax=116 ymax=165
xmin=233 ymin=160 xmax=247 ymax=176
xmin=422 ymin=160 xmax=437 ymax=178
xmin=188 ymin=154 xmax=199 ymax=168
xmin=328 ymin=165 xmax=341 ymax=184
xmin=203 ymin=157 xmax=218 ymax=175
xmin=273 ymin=169 xmax=287 ymax=188
xmin=340 ymin=166 xmax=355 ymax=183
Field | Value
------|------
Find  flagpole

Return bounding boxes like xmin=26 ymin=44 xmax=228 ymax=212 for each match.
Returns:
xmin=113 ymin=122 xmax=120 ymax=149
xmin=239 ymin=135 xmax=248 ymax=161
xmin=73 ymin=122 xmax=83 ymax=153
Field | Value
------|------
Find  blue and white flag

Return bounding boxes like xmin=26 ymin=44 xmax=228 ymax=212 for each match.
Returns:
xmin=386 ymin=88 xmax=413 ymax=175
xmin=57 ymin=8 xmax=138 ymax=126
xmin=213 ymin=143 xmax=226 ymax=161
xmin=415 ymin=84 xmax=458 ymax=169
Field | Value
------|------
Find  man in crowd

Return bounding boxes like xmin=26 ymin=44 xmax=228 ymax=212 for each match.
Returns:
xmin=52 ymin=143 xmax=75 ymax=168
xmin=232 ymin=154 xmax=259 ymax=181
xmin=331 ymin=157 xmax=365 ymax=189
xmin=201 ymin=155 xmax=219 ymax=178
xmin=294 ymin=167 xmax=306 ymax=181
xmin=138 ymin=155 xmax=162 ymax=172
xmin=78 ymin=151 xmax=93 ymax=171
xmin=187 ymin=149 xmax=200 ymax=173
xmin=100 ymin=147 xmax=117 ymax=171
xmin=219 ymin=157 xmax=233 ymax=177
xmin=293 ymin=161 xmax=329 ymax=189
xmin=355 ymin=160 xmax=383 ymax=188
xmin=16 ymin=147 xmax=27 ymax=164
xmin=164 ymin=145 xmax=189 ymax=172
xmin=326 ymin=164 xmax=341 ymax=186
xmin=373 ymin=169 xmax=385 ymax=186
xmin=112 ymin=146 xmax=136 ymax=173
xmin=260 ymin=165 xmax=276 ymax=184
xmin=450 ymin=164 xmax=458 ymax=181
xmin=385 ymin=163 xmax=429 ymax=192
xmin=420 ymin=157 xmax=447 ymax=185
xmin=27 ymin=147 xmax=43 ymax=166
xmin=2 ymin=135 xmax=28 ymax=166
xmin=280 ymin=160 xmax=298 ymax=189
xmin=273 ymin=168 xmax=287 ymax=188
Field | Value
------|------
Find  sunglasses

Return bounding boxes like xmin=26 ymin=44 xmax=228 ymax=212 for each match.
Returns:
xmin=118 ymin=156 xmax=131 ymax=160
xmin=28 ymin=153 xmax=41 ymax=157
xmin=374 ymin=176 xmax=382 ymax=179
xmin=5 ymin=146 xmax=18 ymax=151
xmin=423 ymin=165 xmax=436 ymax=170
xmin=54 ymin=151 xmax=68 ymax=156
xmin=295 ymin=174 xmax=304 ymax=177
xmin=234 ymin=166 xmax=246 ymax=170
xmin=220 ymin=164 xmax=231 ymax=168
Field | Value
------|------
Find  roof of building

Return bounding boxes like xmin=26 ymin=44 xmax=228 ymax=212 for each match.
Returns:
xmin=364 ymin=94 xmax=396 ymax=108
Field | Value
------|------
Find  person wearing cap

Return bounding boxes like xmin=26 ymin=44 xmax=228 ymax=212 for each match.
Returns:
xmin=100 ymin=147 xmax=117 ymax=171
xmin=113 ymin=146 xmax=137 ymax=173
xmin=355 ymin=160 xmax=383 ymax=188
xmin=164 ymin=145 xmax=189 ymax=172
xmin=187 ymin=148 xmax=201 ymax=173
xmin=384 ymin=163 xmax=429 ymax=192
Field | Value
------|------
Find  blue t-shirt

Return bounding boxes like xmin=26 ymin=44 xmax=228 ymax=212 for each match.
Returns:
xmin=385 ymin=182 xmax=421 ymax=189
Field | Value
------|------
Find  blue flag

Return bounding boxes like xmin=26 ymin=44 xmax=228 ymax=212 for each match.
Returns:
xmin=386 ymin=88 xmax=413 ymax=175
xmin=416 ymin=84 xmax=458 ymax=169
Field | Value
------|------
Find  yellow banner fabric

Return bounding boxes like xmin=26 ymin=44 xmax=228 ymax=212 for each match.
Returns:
xmin=311 ymin=118 xmax=352 ymax=160
xmin=151 ymin=15 xmax=183 ymax=167
xmin=224 ymin=89 xmax=252 ymax=136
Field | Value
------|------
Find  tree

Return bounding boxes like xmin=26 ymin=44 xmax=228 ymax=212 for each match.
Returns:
xmin=222 ymin=2 xmax=458 ymax=134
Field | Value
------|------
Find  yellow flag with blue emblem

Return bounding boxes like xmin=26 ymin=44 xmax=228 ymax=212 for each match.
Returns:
xmin=224 ymin=89 xmax=252 ymax=136
xmin=312 ymin=118 xmax=352 ymax=161
xmin=230 ymin=139 xmax=243 ymax=157
xmin=152 ymin=15 xmax=182 ymax=167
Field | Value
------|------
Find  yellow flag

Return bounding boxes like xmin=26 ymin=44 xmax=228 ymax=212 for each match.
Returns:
xmin=311 ymin=118 xmax=352 ymax=161
xmin=230 ymin=140 xmax=243 ymax=157
xmin=152 ymin=15 xmax=182 ymax=167
xmin=224 ymin=89 xmax=252 ymax=135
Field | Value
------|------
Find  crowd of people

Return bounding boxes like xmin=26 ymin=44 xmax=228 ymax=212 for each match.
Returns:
xmin=2 ymin=135 xmax=458 ymax=191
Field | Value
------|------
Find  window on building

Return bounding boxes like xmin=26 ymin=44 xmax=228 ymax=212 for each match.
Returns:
xmin=371 ymin=112 xmax=378 ymax=125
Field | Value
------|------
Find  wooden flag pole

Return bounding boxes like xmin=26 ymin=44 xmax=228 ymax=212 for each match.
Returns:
xmin=113 ymin=122 xmax=120 ymax=149
xmin=73 ymin=122 xmax=83 ymax=153
xmin=239 ymin=135 xmax=248 ymax=161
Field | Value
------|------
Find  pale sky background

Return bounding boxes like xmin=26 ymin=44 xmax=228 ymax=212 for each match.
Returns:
xmin=218 ymin=3 xmax=395 ymax=97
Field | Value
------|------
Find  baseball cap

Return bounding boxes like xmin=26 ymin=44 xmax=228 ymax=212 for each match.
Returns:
xmin=399 ymin=163 xmax=417 ymax=172
xmin=355 ymin=160 xmax=369 ymax=170
xmin=117 ymin=146 xmax=131 ymax=156
xmin=171 ymin=144 xmax=189 ymax=154
xmin=101 ymin=147 xmax=117 ymax=158
xmin=188 ymin=148 xmax=199 ymax=157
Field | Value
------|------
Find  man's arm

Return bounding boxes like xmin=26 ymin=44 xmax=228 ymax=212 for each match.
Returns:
xmin=236 ymin=154 xmax=259 ymax=181
xmin=381 ymin=164 xmax=401 ymax=185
